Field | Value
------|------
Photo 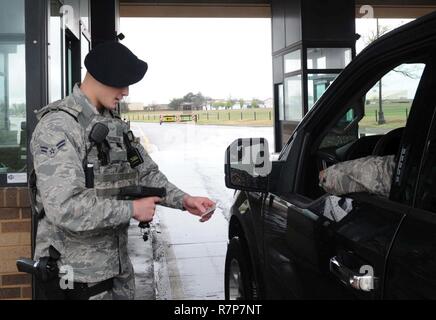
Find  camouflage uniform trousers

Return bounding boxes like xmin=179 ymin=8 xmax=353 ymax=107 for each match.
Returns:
xmin=89 ymin=260 xmax=135 ymax=300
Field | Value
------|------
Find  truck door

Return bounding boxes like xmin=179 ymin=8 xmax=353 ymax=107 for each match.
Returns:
xmin=262 ymin=45 xmax=436 ymax=299
xmin=385 ymin=59 xmax=436 ymax=298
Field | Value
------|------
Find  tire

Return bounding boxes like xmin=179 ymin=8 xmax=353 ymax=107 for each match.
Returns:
xmin=224 ymin=237 xmax=258 ymax=300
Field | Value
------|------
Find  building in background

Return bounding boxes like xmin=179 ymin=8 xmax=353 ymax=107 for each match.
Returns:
xmin=127 ymin=102 xmax=144 ymax=111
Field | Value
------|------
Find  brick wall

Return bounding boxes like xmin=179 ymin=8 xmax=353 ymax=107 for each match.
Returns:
xmin=0 ymin=187 xmax=32 ymax=300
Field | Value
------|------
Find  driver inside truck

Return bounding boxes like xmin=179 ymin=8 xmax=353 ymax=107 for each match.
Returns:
xmin=318 ymin=154 xmax=395 ymax=197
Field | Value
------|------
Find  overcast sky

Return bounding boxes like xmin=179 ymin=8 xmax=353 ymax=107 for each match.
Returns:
xmin=5 ymin=18 xmax=418 ymax=106
xmin=119 ymin=18 xmax=273 ymax=105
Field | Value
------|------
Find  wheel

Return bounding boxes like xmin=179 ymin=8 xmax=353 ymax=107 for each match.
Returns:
xmin=224 ymin=237 xmax=258 ymax=300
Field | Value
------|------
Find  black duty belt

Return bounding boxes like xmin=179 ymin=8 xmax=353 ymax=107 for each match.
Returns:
xmin=66 ymin=278 xmax=114 ymax=300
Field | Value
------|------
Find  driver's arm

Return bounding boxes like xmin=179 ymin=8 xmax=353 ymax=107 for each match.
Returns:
xmin=319 ymin=155 xmax=395 ymax=197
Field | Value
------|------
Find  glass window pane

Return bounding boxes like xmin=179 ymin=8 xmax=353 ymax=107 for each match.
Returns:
xmin=356 ymin=19 xmax=414 ymax=54
xmin=308 ymin=73 xmax=339 ymax=109
xmin=0 ymin=52 xmax=4 ymax=73
xmin=0 ymin=74 xmax=4 ymax=127
xmin=284 ymin=49 xmax=301 ymax=73
xmin=284 ymin=75 xmax=302 ymax=121
xmin=320 ymin=63 xmax=425 ymax=150
xmin=81 ymin=36 xmax=89 ymax=82
xmin=49 ymin=0 xmax=63 ymax=102
xmin=0 ymin=0 xmax=26 ymax=174
xmin=278 ymin=84 xmax=284 ymax=121
xmin=307 ymin=48 xmax=351 ymax=70
xmin=67 ymin=43 xmax=73 ymax=95
xmin=360 ymin=63 xmax=425 ymax=135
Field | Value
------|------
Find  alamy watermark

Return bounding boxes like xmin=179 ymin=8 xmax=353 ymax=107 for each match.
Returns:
xmin=227 ymin=138 xmax=272 ymax=177
xmin=59 ymin=265 xmax=74 ymax=290
xmin=60 ymin=5 xmax=75 ymax=28
xmin=359 ymin=5 xmax=375 ymax=19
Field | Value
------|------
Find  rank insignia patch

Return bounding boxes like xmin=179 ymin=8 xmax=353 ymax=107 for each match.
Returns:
xmin=40 ymin=139 xmax=66 ymax=158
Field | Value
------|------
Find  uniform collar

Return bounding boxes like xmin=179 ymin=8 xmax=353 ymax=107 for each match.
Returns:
xmin=72 ymin=83 xmax=100 ymax=116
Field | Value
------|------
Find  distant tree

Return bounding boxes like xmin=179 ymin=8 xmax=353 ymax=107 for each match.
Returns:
xmin=250 ymin=99 xmax=262 ymax=109
xmin=169 ymin=98 xmax=184 ymax=110
xmin=363 ymin=20 xmax=391 ymax=125
xmin=364 ymin=20 xmax=420 ymax=124
xmin=238 ymin=99 xmax=244 ymax=109
xmin=363 ymin=24 xmax=390 ymax=46
xmin=225 ymin=97 xmax=236 ymax=109
xmin=212 ymin=101 xmax=226 ymax=109
xmin=168 ymin=92 xmax=208 ymax=110
xmin=392 ymin=65 xmax=421 ymax=80
xmin=183 ymin=92 xmax=195 ymax=102
xmin=192 ymin=92 xmax=207 ymax=110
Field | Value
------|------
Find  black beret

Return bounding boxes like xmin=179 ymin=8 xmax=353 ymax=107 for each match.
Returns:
xmin=85 ymin=41 xmax=148 ymax=88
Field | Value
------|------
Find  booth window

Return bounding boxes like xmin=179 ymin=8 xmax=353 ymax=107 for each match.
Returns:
xmin=306 ymin=48 xmax=352 ymax=109
xmin=284 ymin=49 xmax=301 ymax=73
xmin=0 ymin=0 xmax=27 ymax=181
xmin=307 ymin=48 xmax=352 ymax=69
xmin=308 ymin=73 xmax=339 ymax=109
xmin=284 ymin=75 xmax=303 ymax=121
xmin=49 ymin=0 xmax=63 ymax=102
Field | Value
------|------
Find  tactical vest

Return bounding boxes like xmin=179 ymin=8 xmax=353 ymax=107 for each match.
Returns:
xmin=33 ymin=94 xmax=139 ymax=282
xmin=36 ymin=95 xmax=140 ymax=193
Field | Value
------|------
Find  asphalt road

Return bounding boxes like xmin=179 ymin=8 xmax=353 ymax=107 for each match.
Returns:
xmin=129 ymin=122 xmax=274 ymax=300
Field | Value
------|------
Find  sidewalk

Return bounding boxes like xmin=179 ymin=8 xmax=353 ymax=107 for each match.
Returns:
xmin=152 ymin=206 xmax=227 ymax=300
xmin=128 ymin=207 xmax=228 ymax=300
xmin=128 ymin=122 xmax=231 ymax=300
xmin=128 ymin=220 xmax=155 ymax=300
xmin=148 ymin=147 xmax=228 ymax=300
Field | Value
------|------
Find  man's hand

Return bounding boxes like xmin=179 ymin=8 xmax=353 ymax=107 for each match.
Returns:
xmin=132 ymin=197 xmax=162 ymax=222
xmin=182 ymin=195 xmax=216 ymax=222
xmin=319 ymin=170 xmax=326 ymax=186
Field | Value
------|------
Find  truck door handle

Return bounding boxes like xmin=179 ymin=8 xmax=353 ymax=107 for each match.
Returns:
xmin=330 ymin=256 xmax=378 ymax=292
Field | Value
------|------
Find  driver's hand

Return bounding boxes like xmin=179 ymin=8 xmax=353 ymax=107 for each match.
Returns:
xmin=319 ymin=170 xmax=327 ymax=187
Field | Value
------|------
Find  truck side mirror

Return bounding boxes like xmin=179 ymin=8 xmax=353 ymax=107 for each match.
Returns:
xmin=224 ymin=138 xmax=271 ymax=192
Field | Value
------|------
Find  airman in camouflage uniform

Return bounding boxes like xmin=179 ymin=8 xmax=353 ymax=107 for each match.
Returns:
xmin=319 ymin=155 xmax=395 ymax=197
xmin=30 ymin=42 xmax=215 ymax=299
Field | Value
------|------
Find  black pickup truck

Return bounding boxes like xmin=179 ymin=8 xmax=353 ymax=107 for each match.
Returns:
xmin=224 ymin=11 xmax=436 ymax=300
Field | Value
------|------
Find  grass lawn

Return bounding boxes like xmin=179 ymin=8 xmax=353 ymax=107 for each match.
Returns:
xmin=123 ymin=102 xmax=411 ymax=130
xmin=360 ymin=102 xmax=410 ymax=131
xmin=123 ymin=108 xmax=274 ymax=126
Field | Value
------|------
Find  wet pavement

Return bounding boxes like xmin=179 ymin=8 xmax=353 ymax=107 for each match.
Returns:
xmin=128 ymin=122 xmax=274 ymax=300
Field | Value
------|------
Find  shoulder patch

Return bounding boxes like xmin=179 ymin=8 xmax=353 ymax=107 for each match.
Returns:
xmin=39 ymin=139 xmax=66 ymax=158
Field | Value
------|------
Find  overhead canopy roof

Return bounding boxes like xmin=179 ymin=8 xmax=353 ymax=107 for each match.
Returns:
xmin=119 ymin=1 xmax=436 ymax=18
xmin=119 ymin=0 xmax=271 ymax=17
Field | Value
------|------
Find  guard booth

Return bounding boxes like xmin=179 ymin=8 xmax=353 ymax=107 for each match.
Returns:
xmin=271 ymin=0 xmax=357 ymax=150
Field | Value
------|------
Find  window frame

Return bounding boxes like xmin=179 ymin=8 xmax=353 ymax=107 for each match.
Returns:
xmin=1 ymin=0 xmax=48 ymax=187
xmin=288 ymin=46 xmax=436 ymax=201
xmin=407 ymin=69 xmax=436 ymax=212
xmin=0 ymin=0 xmax=47 ymax=187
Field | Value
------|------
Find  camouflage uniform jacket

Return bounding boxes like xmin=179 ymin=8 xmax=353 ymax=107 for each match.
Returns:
xmin=31 ymin=84 xmax=187 ymax=283
xmin=319 ymin=155 xmax=395 ymax=197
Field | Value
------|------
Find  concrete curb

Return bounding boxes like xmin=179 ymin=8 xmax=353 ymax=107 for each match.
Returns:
xmin=151 ymin=215 xmax=173 ymax=300
xmin=128 ymin=221 xmax=156 ymax=300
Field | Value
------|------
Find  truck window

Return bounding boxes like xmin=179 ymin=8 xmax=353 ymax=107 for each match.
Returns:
xmin=320 ymin=63 xmax=425 ymax=151
xmin=298 ymin=63 xmax=426 ymax=200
